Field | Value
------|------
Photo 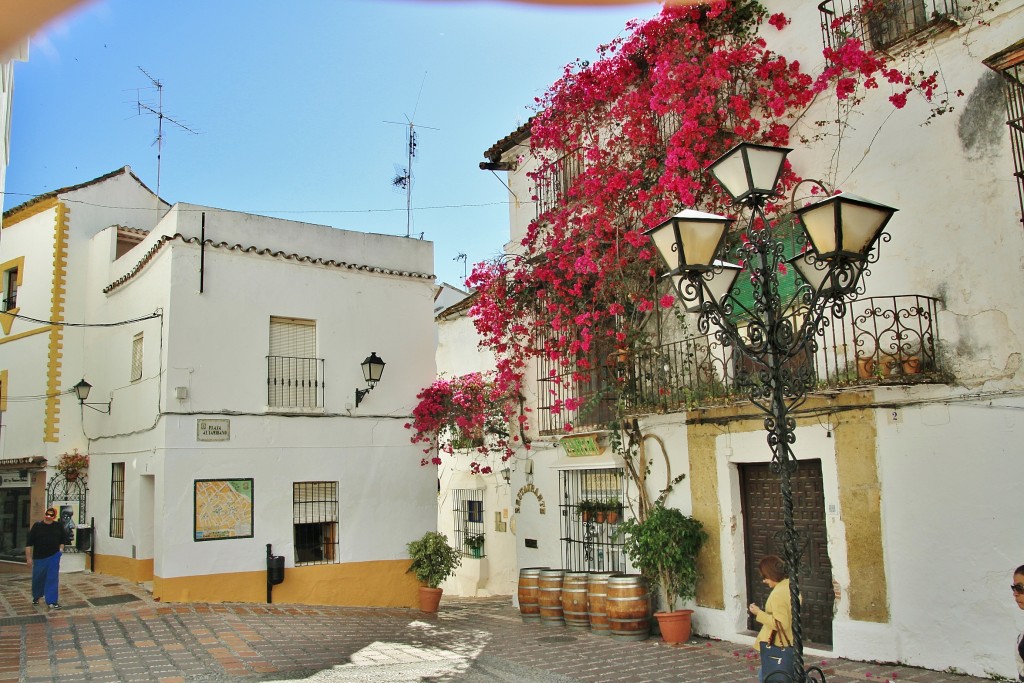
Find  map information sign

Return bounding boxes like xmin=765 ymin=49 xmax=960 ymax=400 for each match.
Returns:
xmin=194 ymin=479 xmax=254 ymax=541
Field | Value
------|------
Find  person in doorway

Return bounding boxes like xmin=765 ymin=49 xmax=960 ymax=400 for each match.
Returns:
xmin=749 ymin=555 xmax=794 ymax=682
xmin=1011 ymin=564 xmax=1024 ymax=681
xmin=26 ymin=507 xmax=64 ymax=609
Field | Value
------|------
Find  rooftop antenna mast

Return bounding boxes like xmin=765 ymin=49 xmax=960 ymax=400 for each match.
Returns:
xmin=136 ymin=67 xmax=198 ymax=218
xmin=386 ymin=73 xmax=438 ymax=238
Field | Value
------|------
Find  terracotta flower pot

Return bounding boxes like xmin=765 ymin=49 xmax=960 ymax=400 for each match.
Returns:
xmin=856 ymin=357 xmax=876 ymax=379
xmin=418 ymin=586 xmax=443 ymax=613
xmin=902 ymin=356 xmax=921 ymax=374
xmin=654 ymin=609 xmax=693 ymax=644
xmin=605 ymin=510 xmax=619 ymax=525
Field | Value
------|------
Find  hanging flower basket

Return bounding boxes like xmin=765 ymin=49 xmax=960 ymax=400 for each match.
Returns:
xmin=55 ymin=450 xmax=89 ymax=481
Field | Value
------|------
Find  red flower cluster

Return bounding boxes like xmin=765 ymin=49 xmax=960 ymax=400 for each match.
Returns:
xmin=416 ymin=1 xmax=952 ymax=470
xmin=405 ymin=373 xmax=522 ymax=474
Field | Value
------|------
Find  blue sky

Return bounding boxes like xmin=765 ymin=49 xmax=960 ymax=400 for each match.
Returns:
xmin=4 ymin=0 xmax=660 ymax=288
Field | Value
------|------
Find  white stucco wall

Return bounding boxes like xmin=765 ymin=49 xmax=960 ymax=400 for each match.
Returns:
xmin=478 ymin=1 xmax=1024 ymax=676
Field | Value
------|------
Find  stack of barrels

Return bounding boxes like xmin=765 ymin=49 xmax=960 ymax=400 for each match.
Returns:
xmin=517 ymin=567 xmax=650 ymax=640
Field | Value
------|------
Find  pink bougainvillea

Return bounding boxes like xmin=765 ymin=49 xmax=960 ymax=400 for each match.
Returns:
xmin=414 ymin=0 xmax=952 ymax=470
xmin=405 ymin=372 xmax=522 ymax=474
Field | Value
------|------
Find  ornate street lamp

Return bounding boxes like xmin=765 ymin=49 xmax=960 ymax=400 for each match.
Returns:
xmin=646 ymin=142 xmax=897 ymax=683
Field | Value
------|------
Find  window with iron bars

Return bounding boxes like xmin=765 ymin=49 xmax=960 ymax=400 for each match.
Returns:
xmin=452 ymin=489 xmax=485 ymax=558
xmin=268 ymin=317 xmax=324 ymax=408
xmin=2 ymin=266 xmax=17 ymax=311
xmin=109 ymin=463 xmax=125 ymax=539
xmin=534 ymin=149 xmax=585 ymax=217
xmin=293 ymin=481 xmax=339 ymax=565
xmin=559 ymin=468 xmax=627 ymax=573
xmin=817 ymin=0 xmax=960 ymax=54
xmin=986 ymin=42 xmax=1024 ymax=228
xmin=130 ymin=333 xmax=144 ymax=382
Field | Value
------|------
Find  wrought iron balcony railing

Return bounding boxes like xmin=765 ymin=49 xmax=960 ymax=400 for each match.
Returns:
xmin=818 ymin=0 xmax=960 ymax=53
xmin=536 ymin=295 xmax=943 ymax=435
xmin=267 ymin=355 xmax=325 ymax=409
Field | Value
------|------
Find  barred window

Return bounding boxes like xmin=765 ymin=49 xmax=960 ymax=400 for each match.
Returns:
xmin=560 ymin=468 xmax=626 ymax=573
xmin=293 ymin=481 xmax=338 ymax=565
xmin=130 ymin=333 xmax=144 ymax=382
xmin=268 ymin=317 xmax=323 ymax=408
xmin=110 ymin=463 xmax=125 ymax=538
xmin=452 ymin=489 xmax=485 ymax=558
xmin=986 ymin=42 xmax=1024 ymax=227
xmin=818 ymin=0 xmax=960 ymax=54
xmin=2 ymin=266 xmax=17 ymax=311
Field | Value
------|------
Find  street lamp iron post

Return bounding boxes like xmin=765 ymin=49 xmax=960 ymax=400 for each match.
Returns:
xmin=645 ymin=142 xmax=897 ymax=683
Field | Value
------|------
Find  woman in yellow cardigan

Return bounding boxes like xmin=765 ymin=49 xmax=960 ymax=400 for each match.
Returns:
xmin=748 ymin=555 xmax=795 ymax=682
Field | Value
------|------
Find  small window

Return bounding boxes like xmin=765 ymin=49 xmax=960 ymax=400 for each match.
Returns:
xmin=293 ymin=482 xmax=338 ymax=565
xmin=268 ymin=317 xmax=322 ymax=408
xmin=110 ymin=463 xmax=125 ymax=538
xmin=986 ymin=42 xmax=1024 ymax=227
xmin=130 ymin=333 xmax=144 ymax=382
xmin=2 ymin=266 xmax=17 ymax=311
xmin=453 ymin=489 xmax=485 ymax=558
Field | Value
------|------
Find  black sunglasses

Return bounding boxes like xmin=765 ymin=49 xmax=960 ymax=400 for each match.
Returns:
xmin=1011 ymin=583 xmax=1024 ymax=595
xmin=45 ymin=512 xmax=56 ymax=518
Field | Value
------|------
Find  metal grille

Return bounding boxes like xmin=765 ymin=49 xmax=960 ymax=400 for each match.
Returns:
xmin=452 ymin=489 xmax=485 ymax=558
xmin=109 ymin=463 xmax=125 ymax=538
xmin=45 ymin=473 xmax=87 ymax=555
xmin=818 ymin=0 xmax=959 ymax=53
xmin=999 ymin=62 xmax=1024 ymax=227
xmin=267 ymin=356 xmax=325 ymax=408
xmin=2 ymin=267 xmax=16 ymax=311
xmin=292 ymin=481 xmax=338 ymax=565
xmin=559 ymin=468 xmax=626 ymax=573
xmin=535 ymin=149 xmax=585 ymax=217
xmin=130 ymin=333 xmax=144 ymax=382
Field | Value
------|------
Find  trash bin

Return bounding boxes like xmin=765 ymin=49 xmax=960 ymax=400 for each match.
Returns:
xmin=267 ymin=554 xmax=285 ymax=585
xmin=75 ymin=527 xmax=92 ymax=552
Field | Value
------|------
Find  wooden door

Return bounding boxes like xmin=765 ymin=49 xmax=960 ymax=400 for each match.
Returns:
xmin=740 ymin=460 xmax=834 ymax=646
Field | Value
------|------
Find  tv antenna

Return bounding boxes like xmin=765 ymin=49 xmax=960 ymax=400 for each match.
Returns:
xmin=135 ymin=67 xmax=198 ymax=217
xmin=454 ymin=252 xmax=467 ymax=280
xmin=385 ymin=72 xmax=438 ymax=238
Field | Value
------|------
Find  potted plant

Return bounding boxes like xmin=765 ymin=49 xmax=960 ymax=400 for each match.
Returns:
xmin=577 ymin=499 xmax=597 ymax=523
xmin=54 ymin=450 xmax=89 ymax=481
xmin=618 ymin=503 xmax=708 ymax=643
xmin=604 ymin=498 xmax=622 ymax=525
xmin=464 ymin=534 xmax=485 ymax=558
xmin=406 ymin=531 xmax=462 ymax=612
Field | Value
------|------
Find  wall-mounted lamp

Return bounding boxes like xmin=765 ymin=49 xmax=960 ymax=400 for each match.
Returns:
xmin=73 ymin=379 xmax=111 ymax=414
xmin=354 ymin=352 xmax=386 ymax=407
xmin=500 ymin=467 xmax=511 ymax=485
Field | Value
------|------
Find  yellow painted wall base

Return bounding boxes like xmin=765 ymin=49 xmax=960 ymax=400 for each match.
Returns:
xmin=152 ymin=559 xmax=421 ymax=607
xmin=93 ymin=554 xmax=155 ymax=583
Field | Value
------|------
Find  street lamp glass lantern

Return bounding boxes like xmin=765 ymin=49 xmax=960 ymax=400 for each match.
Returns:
xmin=707 ymin=142 xmax=791 ymax=203
xmin=672 ymin=260 xmax=743 ymax=313
xmin=74 ymin=379 xmax=92 ymax=402
xmin=645 ymin=209 xmax=732 ymax=272
xmin=787 ymin=250 xmax=865 ymax=298
xmin=360 ymin=352 xmax=386 ymax=385
xmin=796 ymin=192 xmax=897 ymax=261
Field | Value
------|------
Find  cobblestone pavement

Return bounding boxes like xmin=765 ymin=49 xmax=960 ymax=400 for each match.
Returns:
xmin=0 ymin=572 xmax=994 ymax=683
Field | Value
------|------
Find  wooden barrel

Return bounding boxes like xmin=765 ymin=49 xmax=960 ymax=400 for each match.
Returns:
xmin=561 ymin=572 xmax=591 ymax=629
xmin=538 ymin=569 xmax=565 ymax=626
xmin=517 ymin=567 xmax=548 ymax=622
xmin=586 ymin=572 xmax=620 ymax=636
xmin=606 ymin=574 xmax=651 ymax=641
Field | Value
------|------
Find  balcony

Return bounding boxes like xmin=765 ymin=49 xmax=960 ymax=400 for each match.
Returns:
xmin=818 ymin=0 xmax=960 ymax=53
xmin=536 ymin=295 xmax=943 ymax=435
xmin=267 ymin=355 xmax=325 ymax=409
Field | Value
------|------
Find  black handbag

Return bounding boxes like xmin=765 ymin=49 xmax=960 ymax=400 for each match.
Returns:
xmin=759 ymin=619 xmax=795 ymax=682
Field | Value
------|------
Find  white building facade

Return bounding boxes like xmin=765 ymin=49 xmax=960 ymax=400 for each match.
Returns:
xmin=474 ymin=1 xmax=1024 ymax=678
xmin=0 ymin=167 xmax=439 ymax=608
